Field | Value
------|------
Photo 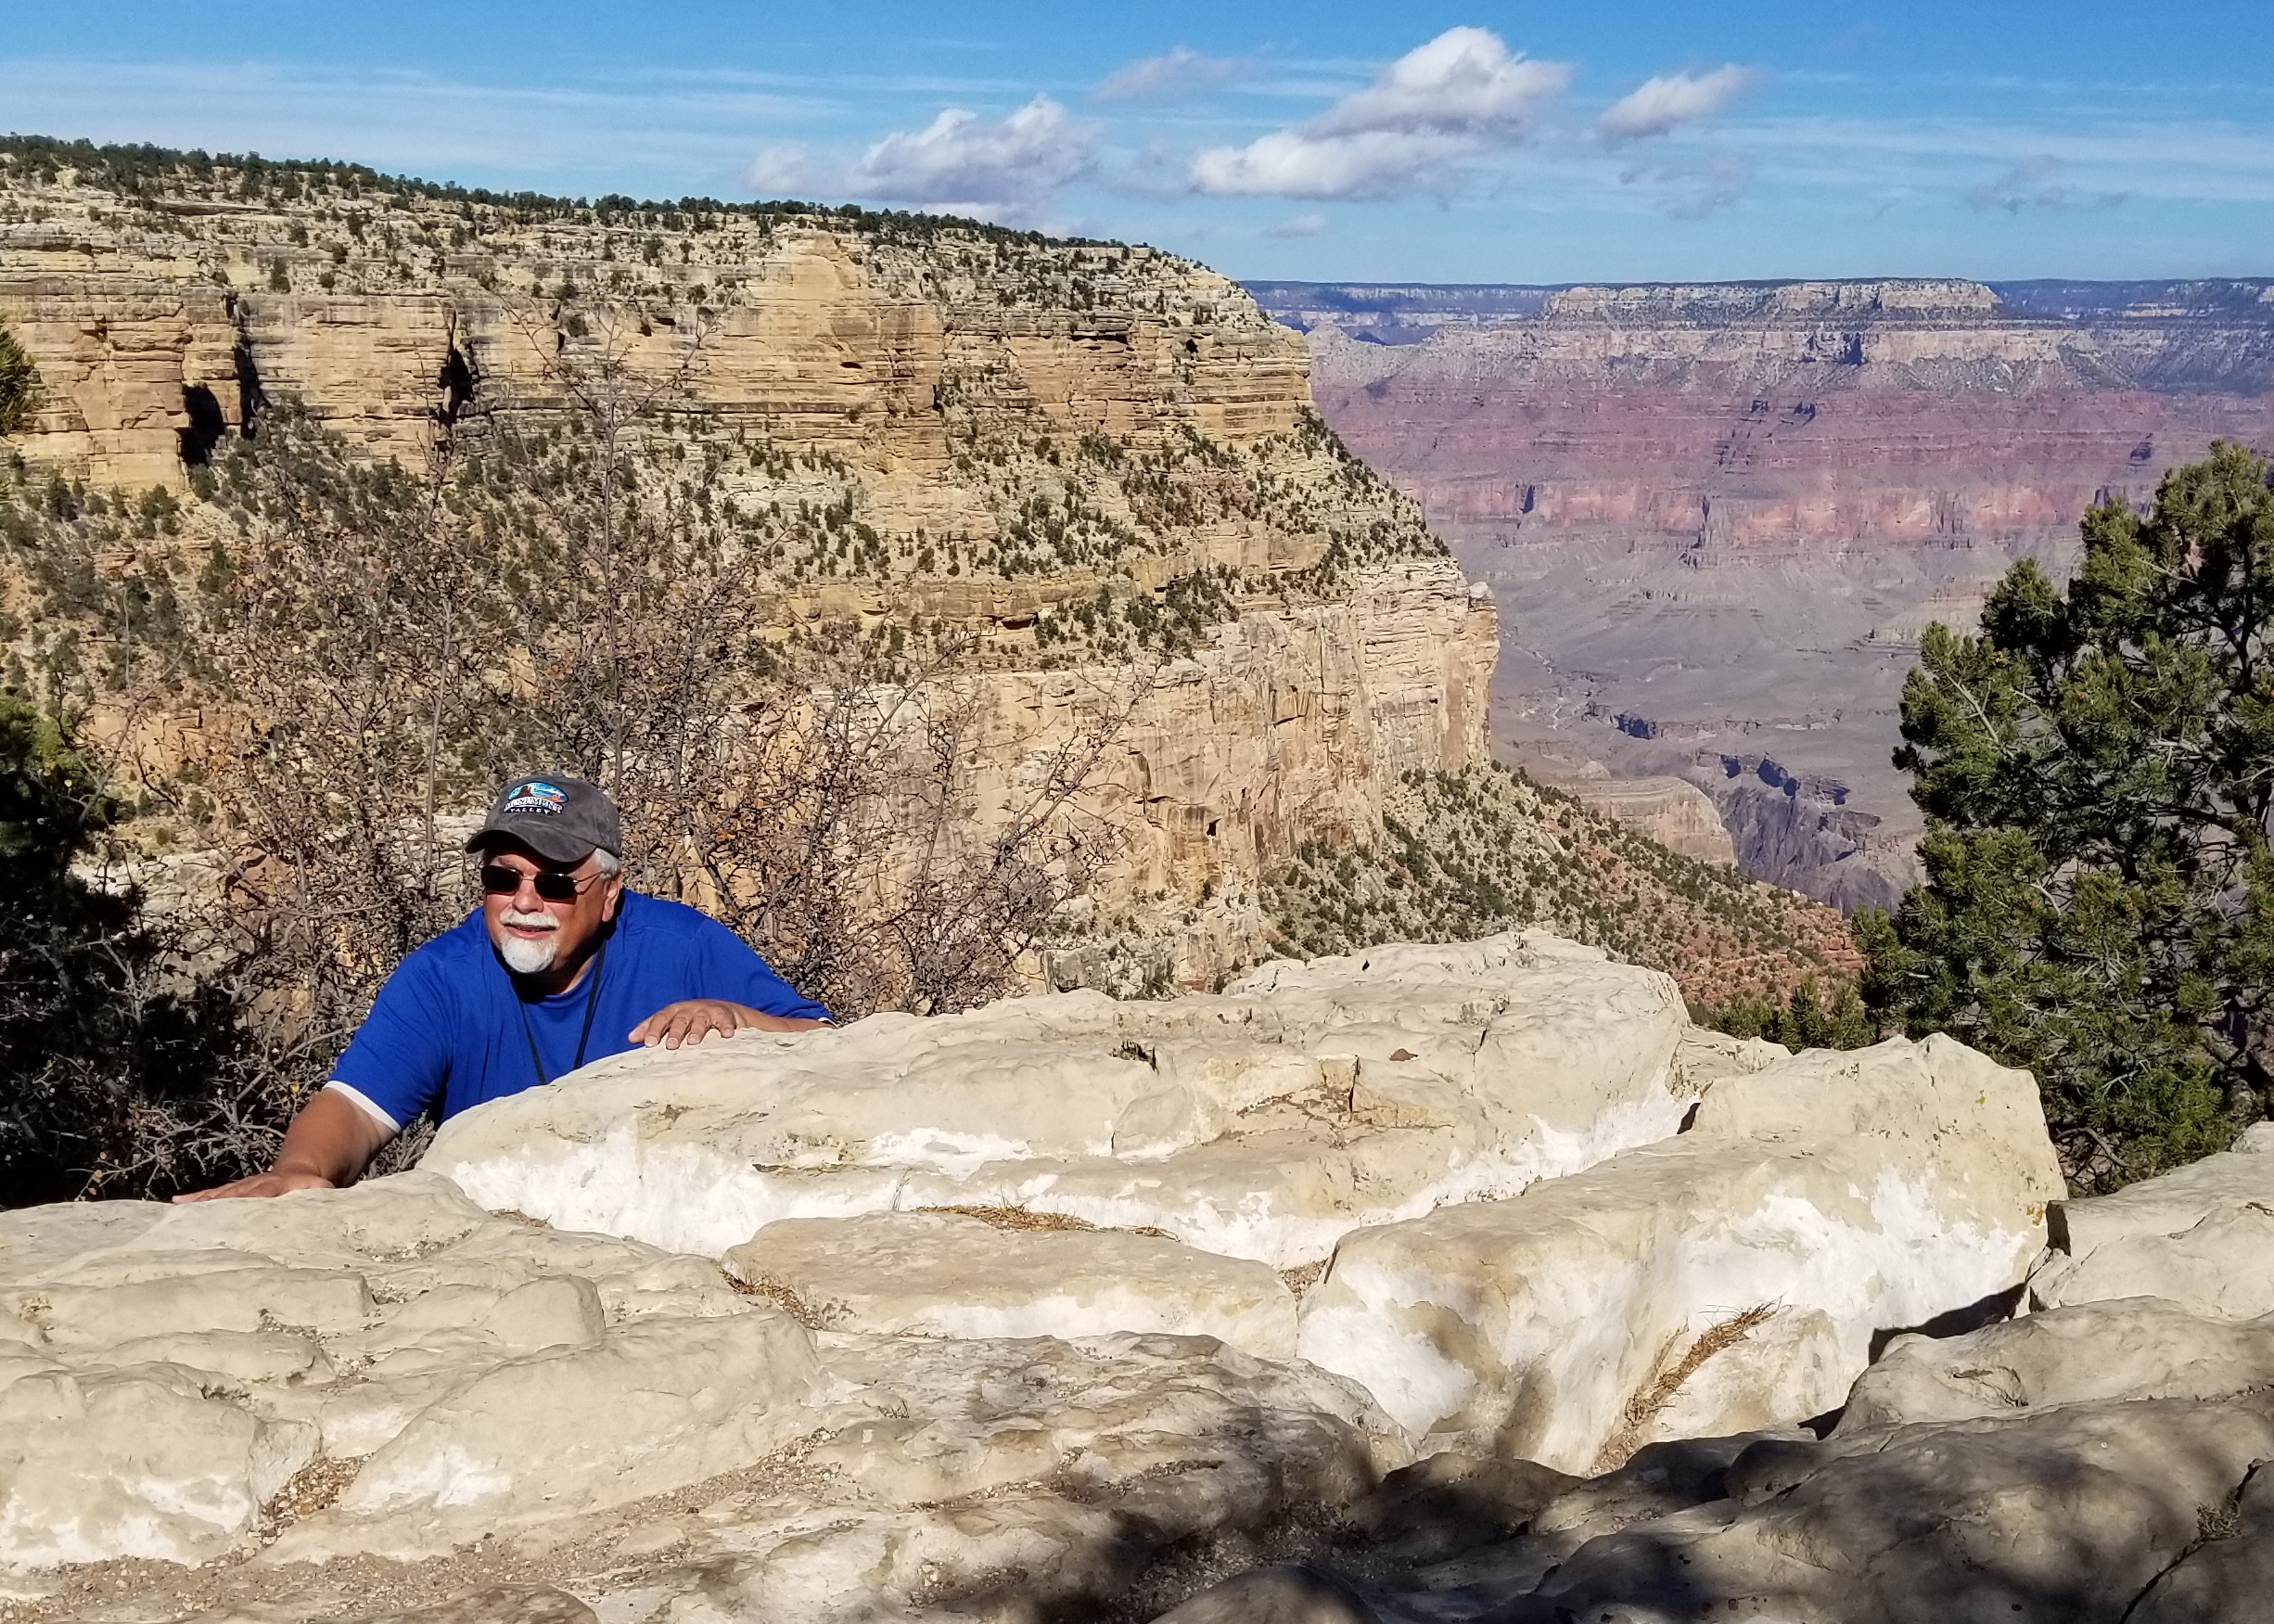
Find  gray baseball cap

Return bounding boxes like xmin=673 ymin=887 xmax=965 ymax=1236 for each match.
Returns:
xmin=464 ymin=774 xmax=622 ymax=865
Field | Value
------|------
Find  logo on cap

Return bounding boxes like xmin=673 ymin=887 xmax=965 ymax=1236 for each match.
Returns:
xmin=504 ymin=781 xmax=568 ymax=815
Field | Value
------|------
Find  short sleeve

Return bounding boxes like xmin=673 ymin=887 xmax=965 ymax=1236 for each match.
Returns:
xmin=695 ymin=917 xmax=833 ymax=1022
xmin=329 ymin=952 xmax=456 ymax=1129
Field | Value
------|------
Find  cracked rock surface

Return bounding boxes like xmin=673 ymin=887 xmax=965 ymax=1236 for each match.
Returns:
xmin=5 ymin=933 xmax=2261 ymax=1624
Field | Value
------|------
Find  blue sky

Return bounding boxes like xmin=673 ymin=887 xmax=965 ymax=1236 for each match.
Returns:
xmin=6 ymin=2 xmax=2270 ymax=283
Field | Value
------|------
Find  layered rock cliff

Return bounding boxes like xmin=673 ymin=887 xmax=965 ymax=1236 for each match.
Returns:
xmin=1274 ymin=277 xmax=2274 ymax=556
xmin=0 ymin=142 xmax=1492 ymax=978
xmin=1256 ymin=276 xmax=2274 ymax=909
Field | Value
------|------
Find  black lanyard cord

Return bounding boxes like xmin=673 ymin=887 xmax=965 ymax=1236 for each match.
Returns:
xmin=517 ymin=939 xmax=607 ymax=1089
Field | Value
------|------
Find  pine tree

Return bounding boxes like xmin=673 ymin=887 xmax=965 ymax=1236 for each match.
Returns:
xmin=1859 ymin=443 xmax=2274 ymax=1189
xmin=0 ymin=695 xmax=245 ymax=1200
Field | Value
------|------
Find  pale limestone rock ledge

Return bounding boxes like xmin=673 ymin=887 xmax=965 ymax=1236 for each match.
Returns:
xmin=1297 ymin=1033 xmax=2063 ymax=1469
xmin=722 ymin=1212 xmax=1301 ymax=1358
xmin=11 ymin=930 xmax=2253 ymax=1624
xmin=0 ymin=1171 xmax=1402 ymax=1592
xmin=422 ymin=932 xmax=1694 ymax=1267
xmin=2027 ymin=1119 xmax=2274 ymax=1321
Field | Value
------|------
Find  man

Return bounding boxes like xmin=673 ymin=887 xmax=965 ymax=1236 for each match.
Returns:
xmin=179 ymin=774 xmax=829 ymax=1201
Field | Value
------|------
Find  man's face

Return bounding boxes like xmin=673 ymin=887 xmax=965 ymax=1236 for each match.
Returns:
xmin=479 ymin=842 xmax=622 ymax=977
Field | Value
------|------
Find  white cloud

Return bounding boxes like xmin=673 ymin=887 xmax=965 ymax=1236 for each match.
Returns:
xmin=1189 ymin=26 xmax=1570 ymax=199
xmin=744 ymin=143 xmax=811 ymax=194
xmin=1094 ymin=46 xmax=1246 ymax=103
xmin=1191 ymin=128 xmax=1472 ymax=199
xmin=846 ymin=95 xmax=1097 ymax=215
xmin=1598 ymin=65 xmax=1759 ymax=142
xmin=1310 ymin=27 xmax=1570 ymax=140
xmin=1264 ymin=211 xmax=1330 ymax=237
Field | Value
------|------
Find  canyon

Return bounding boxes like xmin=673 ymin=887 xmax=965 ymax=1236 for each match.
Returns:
xmin=0 ymin=144 xmax=1489 ymax=989
xmin=0 ymin=141 xmax=1846 ymax=1006
xmin=1257 ymin=276 xmax=2274 ymax=908
xmin=6 ymin=138 xmax=2274 ymax=1624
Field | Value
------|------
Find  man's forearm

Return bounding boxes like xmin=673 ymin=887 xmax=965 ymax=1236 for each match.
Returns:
xmin=275 ymin=1088 xmax=398 ymax=1183
xmin=734 ymin=1005 xmax=829 ymax=1032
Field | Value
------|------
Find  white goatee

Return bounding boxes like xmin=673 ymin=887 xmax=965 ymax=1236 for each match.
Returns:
xmin=497 ymin=909 xmax=560 ymax=975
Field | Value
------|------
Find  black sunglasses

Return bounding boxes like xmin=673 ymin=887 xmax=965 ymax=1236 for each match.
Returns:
xmin=479 ymin=863 xmax=602 ymax=902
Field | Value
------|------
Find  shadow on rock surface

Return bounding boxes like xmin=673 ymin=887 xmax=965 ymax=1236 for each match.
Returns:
xmin=1344 ymin=1451 xmax=1579 ymax=1564
xmin=1147 ymin=1564 xmax=1381 ymax=1624
xmin=1479 ymin=1397 xmax=2274 ymax=1624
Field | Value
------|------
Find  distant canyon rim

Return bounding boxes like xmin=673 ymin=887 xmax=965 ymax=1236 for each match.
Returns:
xmin=1254 ymin=276 xmax=2274 ymax=911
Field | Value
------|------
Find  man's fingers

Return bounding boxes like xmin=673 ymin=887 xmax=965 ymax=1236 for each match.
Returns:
xmin=669 ymin=1006 xmax=736 ymax=1050
xmin=635 ymin=1002 xmax=741 ymax=1049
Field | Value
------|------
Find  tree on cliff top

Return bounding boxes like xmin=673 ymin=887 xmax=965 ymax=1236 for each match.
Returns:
xmin=1860 ymin=442 xmax=2274 ymax=1190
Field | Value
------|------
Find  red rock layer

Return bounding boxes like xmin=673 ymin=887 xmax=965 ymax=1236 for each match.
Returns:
xmin=1298 ymin=279 xmax=2274 ymax=557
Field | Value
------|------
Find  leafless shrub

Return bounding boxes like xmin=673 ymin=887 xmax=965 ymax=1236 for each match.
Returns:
xmin=5 ymin=289 xmax=1131 ymax=1198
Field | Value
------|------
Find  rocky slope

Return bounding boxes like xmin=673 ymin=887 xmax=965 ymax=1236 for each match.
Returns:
xmin=0 ymin=931 xmax=2081 ymax=1622
xmin=1256 ymin=276 xmax=2274 ymax=910
xmin=1260 ymin=765 xmax=1855 ymax=1008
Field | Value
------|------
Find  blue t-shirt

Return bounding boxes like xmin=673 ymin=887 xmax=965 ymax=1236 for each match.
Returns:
xmin=329 ymin=890 xmax=829 ymax=1127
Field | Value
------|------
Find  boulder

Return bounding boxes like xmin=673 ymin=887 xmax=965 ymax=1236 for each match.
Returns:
xmin=1495 ymin=1395 xmax=2274 ymax=1624
xmin=0 ymin=1172 xmax=1406 ymax=1606
xmin=722 ymin=1210 xmax=1298 ymax=1357
xmin=423 ymin=935 xmax=1693 ymax=1265
xmin=803 ymin=1329 xmax=1407 ymax=1514
xmin=273 ymin=1310 xmax=819 ymax=1560
xmin=0 ymin=1362 xmax=317 ymax=1566
xmin=512 ymin=1333 xmax=1406 ymax=1624
xmin=1297 ymin=1036 xmax=2063 ymax=1469
xmin=0 ymin=1174 xmax=817 ymax=1568
xmin=1844 ymin=1297 xmax=2274 ymax=1430
xmin=2031 ymin=1133 xmax=2274 ymax=1319
xmin=1344 ymin=1451 xmax=1579 ymax=1563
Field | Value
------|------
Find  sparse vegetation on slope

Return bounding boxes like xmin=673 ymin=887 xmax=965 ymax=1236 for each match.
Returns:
xmin=1262 ymin=764 xmax=1858 ymax=1007
xmin=1689 ymin=978 xmax=1875 ymax=1051
xmin=0 ymin=134 xmax=1444 ymax=674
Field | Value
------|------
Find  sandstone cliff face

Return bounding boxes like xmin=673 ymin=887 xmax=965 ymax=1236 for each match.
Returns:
xmin=0 ymin=152 xmax=1490 ymax=950
xmin=1258 ymin=276 xmax=2274 ymax=908
xmin=944 ymin=557 xmax=1493 ymax=959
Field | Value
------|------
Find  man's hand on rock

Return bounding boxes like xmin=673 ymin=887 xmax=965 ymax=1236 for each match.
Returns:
xmin=631 ymin=998 xmax=824 ymax=1049
xmin=172 ymin=1169 xmax=337 ymax=1203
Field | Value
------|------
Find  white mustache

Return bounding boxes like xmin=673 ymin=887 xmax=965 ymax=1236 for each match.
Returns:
xmin=499 ymin=910 xmax=558 ymax=931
